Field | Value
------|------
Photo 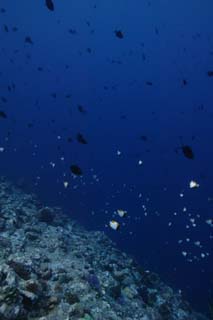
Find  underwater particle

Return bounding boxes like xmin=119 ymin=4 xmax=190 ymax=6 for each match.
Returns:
xmin=194 ymin=241 xmax=201 ymax=247
xmin=63 ymin=181 xmax=69 ymax=188
xmin=189 ymin=180 xmax=199 ymax=188
xmin=76 ymin=133 xmax=88 ymax=144
xmin=109 ymin=220 xmax=120 ymax=230
xmin=25 ymin=36 xmax=33 ymax=44
xmin=50 ymin=162 xmax=56 ymax=168
xmin=67 ymin=137 xmax=73 ymax=143
xmin=201 ymin=253 xmax=205 ymax=258
xmin=207 ymin=71 xmax=213 ymax=77
xmin=45 ymin=0 xmax=54 ymax=11
xmin=117 ymin=150 xmax=121 ymax=156
xmin=179 ymin=193 xmax=184 ymax=197
xmin=0 ymin=110 xmax=7 ymax=118
xmin=0 ymin=147 xmax=4 ymax=152
xmin=206 ymin=219 xmax=213 ymax=227
xmin=115 ymin=30 xmax=124 ymax=39
xmin=138 ymin=160 xmax=143 ymax=165
xmin=117 ymin=209 xmax=127 ymax=217
xmin=181 ymin=145 xmax=194 ymax=159
xmin=182 ymin=251 xmax=187 ymax=257
xmin=70 ymin=165 xmax=83 ymax=176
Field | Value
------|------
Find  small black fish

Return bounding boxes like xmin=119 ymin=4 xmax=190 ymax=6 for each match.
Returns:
xmin=0 ymin=8 xmax=6 ymax=13
xmin=146 ymin=81 xmax=153 ymax=86
xmin=70 ymin=165 xmax=83 ymax=176
xmin=68 ymin=29 xmax=77 ymax=35
xmin=45 ymin=0 xmax=54 ymax=11
xmin=3 ymin=25 xmax=8 ymax=32
xmin=76 ymin=133 xmax=87 ymax=144
xmin=140 ymin=135 xmax=148 ymax=141
xmin=0 ymin=110 xmax=7 ymax=118
xmin=182 ymin=79 xmax=188 ymax=86
xmin=78 ymin=105 xmax=87 ymax=114
xmin=25 ymin=36 xmax=33 ymax=44
xmin=67 ymin=137 xmax=73 ymax=143
xmin=207 ymin=71 xmax=213 ymax=77
xmin=115 ymin=30 xmax=124 ymax=39
xmin=181 ymin=145 xmax=194 ymax=159
xmin=1 ymin=97 xmax=7 ymax=103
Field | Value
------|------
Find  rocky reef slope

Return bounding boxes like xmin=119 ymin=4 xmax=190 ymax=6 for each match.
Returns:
xmin=0 ymin=178 xmax=209 ymax=320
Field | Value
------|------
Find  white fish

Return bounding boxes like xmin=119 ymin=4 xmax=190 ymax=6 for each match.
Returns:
xmin=63 ymin=181 xmax=69 ymax=188
xmin=189 ymin=180 xmax=199 ymax=188
xmin=109 ymin=220 xmax=120 ymax=230
xmin=117 ymin=209 xmax=127 ymax=217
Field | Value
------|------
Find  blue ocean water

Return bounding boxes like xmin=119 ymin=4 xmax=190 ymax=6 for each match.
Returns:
xmin=0 ymin=0 xmax=212 ymax=315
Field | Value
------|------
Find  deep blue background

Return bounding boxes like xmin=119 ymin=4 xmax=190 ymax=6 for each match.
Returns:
xmin=0 ymin=0 xmax=213 ymax=315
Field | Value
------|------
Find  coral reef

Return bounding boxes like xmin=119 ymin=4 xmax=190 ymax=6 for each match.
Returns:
xmin=0 ymin=178 xmax=209 ymax=319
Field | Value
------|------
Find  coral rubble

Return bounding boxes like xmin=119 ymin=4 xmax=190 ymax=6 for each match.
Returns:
xmin=0 ymin=178 xmax=209 ymax=319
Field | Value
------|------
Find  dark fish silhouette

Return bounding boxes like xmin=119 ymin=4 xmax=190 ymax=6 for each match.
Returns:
xmin=76 ymin=133 xmax=88 ymax=144
xmin=140 ymin=135 xmax=148 ymax=141
xmin=207 ymin=71 xmax=213 ymax=77
xmin=70 ymin=165 xmax=83 ymax=176
xmin=68 ymin=29 xmax=77 ymax=35
xmin=1 ymin=97 xmax=7 ymax=103
xmin=25 ymin=36 xmax=33 ymax=44
xmin=45 ymin=0 xmax=54 ymax=11
xmin=3 ymin=25 xmax=8 ymax=32
xmin=78 ymin=105 xmax=87 ymax=114
xmin=115 ymin=30 xmax=124 ymax=39
xmin=181 ymin=145 xmax=194 ymax=159
xmin=0 ymin=110 xmax=7 ymax=119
